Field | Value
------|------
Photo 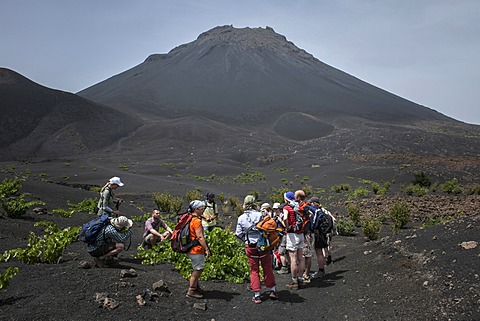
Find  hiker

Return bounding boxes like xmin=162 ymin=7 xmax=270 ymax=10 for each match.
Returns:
xmin=309 ymin=197 xmax=336 ymax=278
xmin=97 ymin=176 xmax=124 ymax=217
xmin=201 ymin=193 xmax=219 ymax=232
xmin=186 ymin=200 xmax=211 ymax=299
xmin=235 ymin=195 xmax=278 ymax=304
xmin=295 ymin=190 xmax=314 ymax=282
xmin=87 ymin=215 xmax=132 ymax=268
xmin=274 ymin=202 xmax=290 ymax=274
xmin=283 ymin=191 xmax=306 ymax=289
xmin=142 ymin=209 xmax=174 ymax=249
xmin=260 ymin=202 xmax=273 ymax=218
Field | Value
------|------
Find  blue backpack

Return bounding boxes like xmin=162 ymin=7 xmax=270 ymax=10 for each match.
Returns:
xmin=79 ymin=214 xmax=110 ymax=244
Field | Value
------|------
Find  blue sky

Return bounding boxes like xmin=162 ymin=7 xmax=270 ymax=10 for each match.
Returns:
xmin=2 ymin=0 xmax=479 ymax=124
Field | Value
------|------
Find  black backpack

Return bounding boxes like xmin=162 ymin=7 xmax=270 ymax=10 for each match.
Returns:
xmin=312 ymin=208 xmax=333 ymax=236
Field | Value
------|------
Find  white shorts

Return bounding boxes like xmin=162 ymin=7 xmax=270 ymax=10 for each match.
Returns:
xmin=286 ymin=233 xmax=305 ymax=251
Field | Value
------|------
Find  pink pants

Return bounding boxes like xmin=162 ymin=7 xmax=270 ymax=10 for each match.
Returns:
xmin=245 ymin=245 xmax=276 ymax=292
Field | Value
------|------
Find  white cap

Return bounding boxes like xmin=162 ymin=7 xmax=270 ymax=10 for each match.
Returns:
xmin=272 ymin=202 xmax=281 ymax=209
xmin=109 ymin=176 xmax=124 ymax=186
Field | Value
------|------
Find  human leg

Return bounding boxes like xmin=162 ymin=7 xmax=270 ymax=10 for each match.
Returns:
xmin=186 ymin=254 xmax=206 ymax=298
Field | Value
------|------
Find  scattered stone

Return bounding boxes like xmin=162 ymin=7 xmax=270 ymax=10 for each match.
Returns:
xmin=406 ymin=234 xmax=417 ymax=239
xmin=32 ymin=207 xmax=48 ymax=215
xmin=394 ymin=240 xmax=402 ymax=245
xmin=193 ymin=302 xmax=207 ymax=310
xmin=432 ymin=235 xmax=437 ymax=240
xmin=423 ymin=281 xmax=429 ymax=287
xmin=364 ymin=250 xmax=372 ymax=255
xmin=152 ymin=280 xmax=171 ymax=293
xmin=136 ymin=294 xmax=146 ymax=306
xmin=78 ymin=260 xmax=91 ymax=269
xmin=459 ymin=241 xmax=478 ymax=250
xmin=93 ymin=292 xmax=120 ymax=310
xmin=120 ymin=268 xmax=137 ymax=278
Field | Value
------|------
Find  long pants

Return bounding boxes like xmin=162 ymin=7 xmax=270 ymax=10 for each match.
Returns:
xmin=245 ymin=245 xmax=276 ymax=292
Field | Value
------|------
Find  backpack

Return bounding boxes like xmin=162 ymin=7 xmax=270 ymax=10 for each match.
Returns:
xmin=311 ymin=207 xmax=334 ymax=249
xmin=291 ymin=202 xmax=310 ymax=234
xmin=312 ymin=207 xmax=334 ymax=236
xmin=79 ymin=214 xmax=110 ymax=244
xmin=171 ymin=213 xmax=200 ymax=253
xmin=255 ymin=215 xmax=283 ymax=252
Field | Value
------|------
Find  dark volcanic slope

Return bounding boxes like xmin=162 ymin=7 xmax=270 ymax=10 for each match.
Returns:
xmin=0 ymin=68 xmax=141 ymax=160
xmin=78 ymin=25 xmax=449 ymax=126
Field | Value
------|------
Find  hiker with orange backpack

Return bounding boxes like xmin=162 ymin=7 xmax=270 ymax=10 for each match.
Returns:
xmin=235 ymin=195 xmax=278 ymax=304
xmin=184 ymin=200 xmax=211 ymax=299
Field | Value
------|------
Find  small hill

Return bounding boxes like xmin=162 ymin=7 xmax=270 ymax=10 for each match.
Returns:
xmin=0 ymin=68 xmax=141 ymax=160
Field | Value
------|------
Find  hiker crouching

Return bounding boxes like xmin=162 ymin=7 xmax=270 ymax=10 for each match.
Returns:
xmin=87 ymin=216 xmax=132 ymax=268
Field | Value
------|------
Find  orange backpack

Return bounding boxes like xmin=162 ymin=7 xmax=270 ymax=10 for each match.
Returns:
xmin=256 ymin=215 xmax=283 ymax=252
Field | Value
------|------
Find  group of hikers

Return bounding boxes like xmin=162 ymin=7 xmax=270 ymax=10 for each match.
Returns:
xmin=85 ymin=176 xmax=336 ymax=303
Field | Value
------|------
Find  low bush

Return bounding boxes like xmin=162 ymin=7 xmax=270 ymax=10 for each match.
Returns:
xmin=136 ymin=227 xmax=249 ymax=283
xmin=389 ymin=201 xmax=411 ymax=233
xmin=336 ymin=219 xmax=355 ymax=236
xmin=441 ymin=178 xmax=463 ymax=194
xmin=412 ymin=172 xmax=431 ymax=187
xmin=346 ymin=204 xmax=361 ymax=226
xmin=0 ymin=267 xmax=19 ymax=291
xmin=361 ymin=215 xmax=382 ymax=241
xmin=1 ymin=222 xmax=80 ymax=264
xmin=1 ymin=195 xmax=45 ymax=218
xmin=404 ymin=184 xmax=428 ymax=197
xmin=185 ymin=189 xmax=201 ymax=203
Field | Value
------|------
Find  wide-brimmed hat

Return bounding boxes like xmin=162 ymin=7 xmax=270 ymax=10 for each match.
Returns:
xmin=260 ymin=203 xmax=271 ymax=211
xmin=243 ymin=195 xmax=256 ymax=206
xmin=111 ymin=216 xmax=133 ymax=229
xmin=109 ymin=176 xmax=124 ymax=186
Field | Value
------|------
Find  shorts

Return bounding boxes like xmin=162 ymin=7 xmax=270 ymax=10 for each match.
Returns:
xmin=302 ymin=233 xmax=314 ymax=258
xmin=187 ymin=253 xmax=206 ymax=270
xmin=286 ymin=233 xmax=305 ymax=251
xmin=314 ymin=232 xmax=329 ymax=249
xmin=89 ymin=242 xmax=116 ymax=258
xmin=278 ymin=235 xmax=287 ymax=255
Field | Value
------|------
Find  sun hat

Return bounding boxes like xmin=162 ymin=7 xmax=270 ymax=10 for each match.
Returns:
xmin=189 ymin=200 xmax=205 ymax=211
xmin=309 ymin=196 xmax=320 ymax=204
xmin=243 ymin=195 xmax=256 ymax=206
xmin=112 ymin=216 xmax=133 ymax=229
xmin=109 ymin=176 xmax=124 ymax=186
xmin=260 ymin=203 xmax=271 ymax=211
xmin=272 ymin=202 xmax=281 ymax=209
xmin=284 ymin=192 xmax=295 ymax=201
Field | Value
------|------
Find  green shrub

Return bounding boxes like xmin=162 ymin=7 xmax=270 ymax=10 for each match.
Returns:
xmin=217 ymin=192 xmax=226 ymax=203
xmin=136 ymin=228 xmax=249 ymax=283
xmin=1 ymin=222 xmax=80 ymax=264
xmin=0 ymin=177 xmax=22 ymax=197
xmin=430 ymin=181 xmax=440 ymax=192
xmin=336 ymin=219 xmax=355 ymax=236
xmin=0 ymin=267 xmax=19 ymax=291
xmin=371 ymin=182 xmax=380 ymax=194
xmin=185 ymin=189 xmax=201 ymax=203
xmin=404 ymin=184 xmax=428 ymax=197
xmin=331 ymin=184 xmax=350 ymax=193
xmin=170 ymin=196 xmax=183 ymax=214
xmin=389 ymin=201 xmax=411 ymax=233
xmin=412 ymin=172 xmax=431 ymax=187
xmin=118 ymin=165 xmax=129 ymax=171
xmin=466 ymin=184 xmax=480 ymax=195
xmin=248 ymin=188 xmax=260 ymax=201
xmin=361 ymin=215 xmax=382 ymax=241
xmin=152 ymin=192 xmax=173 ymax=213
xmin=346 ymin=204 xmax=361 ymax=226
xmin=1 ymin=195 xmax=45 ymax=218
xmin=441 ymin=178 xmax=462 ymax=194
xmin=377 ymin=182 xmax=391 ymax=196
xmin=267 ymin=187 xmax=288 ymax=204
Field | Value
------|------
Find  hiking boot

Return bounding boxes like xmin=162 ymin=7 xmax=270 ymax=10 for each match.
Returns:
xmin=277 ymin=266 xmax=289 ymax=274
xmin=269 ymin=291 xmax=278 ymax=300
xmin=94 ymin=257 xmax=108 ymax=268
xmin=301 ymin=275 xmax=311 ymax=284
xmin=252 ymin=295 xmax=262 ymax=304
xmin=186 ymin=289 xmax=203 ymax=299
xmin=285 ymin=281 xmax=299 ymax=290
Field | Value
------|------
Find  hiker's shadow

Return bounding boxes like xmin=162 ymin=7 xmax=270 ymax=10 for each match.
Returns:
xmin=276 ymin=290 xmax=306 ymax=304
xmin=203 ymin=289 xmax=241 ymax=301
xmin=308 ymin=269 xmax=348 ymax=289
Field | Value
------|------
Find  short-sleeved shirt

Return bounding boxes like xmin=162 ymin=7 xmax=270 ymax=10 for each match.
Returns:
xmin=188 ymin=216 xmax=205 ymax=254
xmin=143 ymin=217 xmax=169 ymax=238
xmin=202 ymin=200 xmax=218 ymax=227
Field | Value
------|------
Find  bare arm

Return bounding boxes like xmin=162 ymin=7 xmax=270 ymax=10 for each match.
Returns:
xmin=194 ymin=226 xmax=211 ymax=258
